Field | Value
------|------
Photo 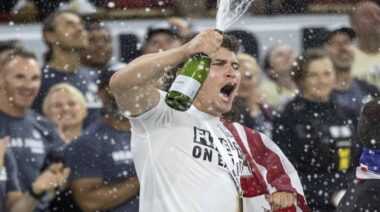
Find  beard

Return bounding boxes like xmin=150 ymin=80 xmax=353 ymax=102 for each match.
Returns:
xmin=2 ymin=86 xmax=33 ymax=112
xmin=57 ymin=39 xmax=87 ymax=53
xmin=334 ymin=60 xmax=352 ymax=72
xmin=61 ymin=45 xmax=86 ymax=53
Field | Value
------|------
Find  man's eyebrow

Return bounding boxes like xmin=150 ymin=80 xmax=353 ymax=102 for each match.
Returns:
xmin=213 ymin=59 xmax=227 ymax=63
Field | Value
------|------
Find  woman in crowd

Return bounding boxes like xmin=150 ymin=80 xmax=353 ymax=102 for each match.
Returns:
xmin=235 ymin=53 xmax=275 ymax=137
xmin=259 ymin=43 xmax=298 ymax=111
xmin=273 ymin=49 xmax=359 ymax=211
xmin=42 ymin=83 xmax=87 ymax=144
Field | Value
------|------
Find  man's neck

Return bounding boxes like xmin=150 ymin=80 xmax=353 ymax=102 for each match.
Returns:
xmin=357 ymin=37 xmax=380 ymax=54
xmin=103 ymin=114 xmax=131 ymax=132
xmin=0 ymin=97 xmax=27 ymax=118
xmin=48 ymin=48 xmax=82 ymax=73
xmin=302 ymin=93 xmax=329 ymax=103
xmin=335 ymin=69 xmax=353 ymax=91
xmin=193 ymin=101 xmax=220 ymax=117
xmin=81 ymin=60 xmax=107 ymax=70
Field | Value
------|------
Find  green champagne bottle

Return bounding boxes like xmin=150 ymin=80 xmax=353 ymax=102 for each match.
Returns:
xmin=165 ymin=53 xmax=211 ymax=111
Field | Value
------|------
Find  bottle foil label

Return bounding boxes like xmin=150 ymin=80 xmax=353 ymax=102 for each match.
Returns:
xmin=169 ymin=75 xmax=201 ymax=99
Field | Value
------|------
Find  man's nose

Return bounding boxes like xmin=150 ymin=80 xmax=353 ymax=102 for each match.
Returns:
xmin=226 ymin=68 xmax=236 ymax=78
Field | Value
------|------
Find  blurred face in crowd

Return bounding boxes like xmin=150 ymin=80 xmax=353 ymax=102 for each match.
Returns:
xmin=46 ymin=12 xmax=88 ymax=51
xmin=267 ymin=44 xmax=296 ymax=78
xmin=195 ymin=48 xmax=241 ymax=116
xmin=143 ymin=32 xmax=182 ymax=54
xmin=82 ymin=28 xmax=113 ymax=67
xmin=0 ymin=56 xmax=41 ymax=113
xmin=300 ymin=57 xmax=336 ymax=102
xmin=146 ymin=31 xmax=182 ymax=89
xmin=237 ymin=57 xmax=260 ymax=100
xmin=45 ymin=89 xmax=87 ymax=129
xmin=324 ymin=33 xmax=354 ymax=71
xmin=351 ymin=2 xmax=380 ymax=37
xmin=166 ymin=17 xmax=193 ymax=38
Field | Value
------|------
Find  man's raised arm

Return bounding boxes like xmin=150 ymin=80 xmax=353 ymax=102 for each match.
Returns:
xmin=109 ymin=29 xmax=223 ymax=116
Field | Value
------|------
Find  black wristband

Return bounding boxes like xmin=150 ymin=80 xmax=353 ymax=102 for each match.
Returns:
xmin=28 ymin=185 xmax=45 ymax=200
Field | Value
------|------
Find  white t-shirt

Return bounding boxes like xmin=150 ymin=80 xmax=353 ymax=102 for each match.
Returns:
xmin=127 ymin=90 xmax=244 ymax=212
xmin=351 ymin=46 xmax=380 ymax=87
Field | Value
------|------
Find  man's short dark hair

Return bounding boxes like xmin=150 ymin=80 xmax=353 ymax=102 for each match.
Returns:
xmin=221 ymin=33 xmax=240 ymax=54
xmin=323 ymin=27 xmax=356 ymax=45
xmin=0 ymin=48 xmax=37 ymax=71
xmin=42 ymin=10 xmax=80 ymax=33
xmin=0 ymin=40 xmax=22 ymax=54
xmin=358 ymin=97 xmax=380 ymax=149
xmin=291 ymin=48 xmax=328 ymax=87
xmin=145 ymin=22 xmax=181 ymax=42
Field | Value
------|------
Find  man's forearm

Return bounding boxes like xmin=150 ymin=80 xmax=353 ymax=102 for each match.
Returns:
xmin=74 ymin=176 xmax=140 ymax=211
xmin=110 ymin=45 xmax=188 ymax=92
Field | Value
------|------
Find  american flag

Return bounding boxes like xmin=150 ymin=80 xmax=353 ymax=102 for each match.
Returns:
xmin=224 ymin=121 xmax=309 ymax=212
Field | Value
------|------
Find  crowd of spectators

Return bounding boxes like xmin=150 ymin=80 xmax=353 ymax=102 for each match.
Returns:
xmin=1 ymin=0 xmax=380 ymax=23
xmin=0 ymin=0 xmax=379 ymax=211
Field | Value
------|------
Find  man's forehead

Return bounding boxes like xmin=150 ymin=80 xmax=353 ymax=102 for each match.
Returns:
xmin=56 ymin=13 xmax=81 ymax=24
xmin=4 ymin=57 xmax=39 ymax=69
xmin=271 ymin=45 xmax=292 ymax=55
xmin=212 ymin=49 xmax=238 ymax=62
xmin=148 ymin=32 xmax=179 ymax=42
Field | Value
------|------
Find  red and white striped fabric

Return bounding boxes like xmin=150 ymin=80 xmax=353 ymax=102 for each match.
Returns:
xmin=223 ymin=121 xmax=309 ymax=212
xmin=356 ymin=165 xmax=380 ymax=180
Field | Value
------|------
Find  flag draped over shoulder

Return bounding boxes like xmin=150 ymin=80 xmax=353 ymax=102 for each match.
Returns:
xmin=356 ymin=148 xmax=380 ymax=180
xmin=223 ymin=121 xmax=309 ymax=212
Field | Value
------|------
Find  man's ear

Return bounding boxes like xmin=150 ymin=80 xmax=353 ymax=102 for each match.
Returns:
xmin=44 ymin=31 xmax=57 ymax=45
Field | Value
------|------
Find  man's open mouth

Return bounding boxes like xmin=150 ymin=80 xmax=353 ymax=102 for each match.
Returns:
xmin=219 ymin=83 xmax=237 ymax=101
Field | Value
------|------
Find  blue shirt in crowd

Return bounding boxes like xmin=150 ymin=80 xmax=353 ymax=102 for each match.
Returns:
xmin=65 ymin=118 xmax=139 ymax=212
xmin=0 ymin=110 xmax=66 ymax=191
xmin=0 ymin=150 xmax=21 ymax=211
xmin=331 ymin=78 xmax=379 ymax=126
xmin=0 ymin=110 xmax=66 ymax=211
xmin=32 ymin=66 xmax=102 ymax=127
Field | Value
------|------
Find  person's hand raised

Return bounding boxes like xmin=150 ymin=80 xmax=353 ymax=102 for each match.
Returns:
xmin=184 ymin=29 xmax=223 ymax=59
xmin=31 ymin=163 xmax=71 ymax=195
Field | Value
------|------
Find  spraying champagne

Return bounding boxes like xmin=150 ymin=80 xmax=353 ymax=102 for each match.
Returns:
xmin=165 ymin=29 xmax=224 ymax=111
xmin=165 ymin=53 xmax=211 ymax=111
xmin=165 ymin=0 xmax=253 ymax=111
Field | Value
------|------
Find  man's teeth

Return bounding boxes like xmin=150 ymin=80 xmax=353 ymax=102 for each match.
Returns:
xmin=219 ymin=92 xmax=230 ymax=101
